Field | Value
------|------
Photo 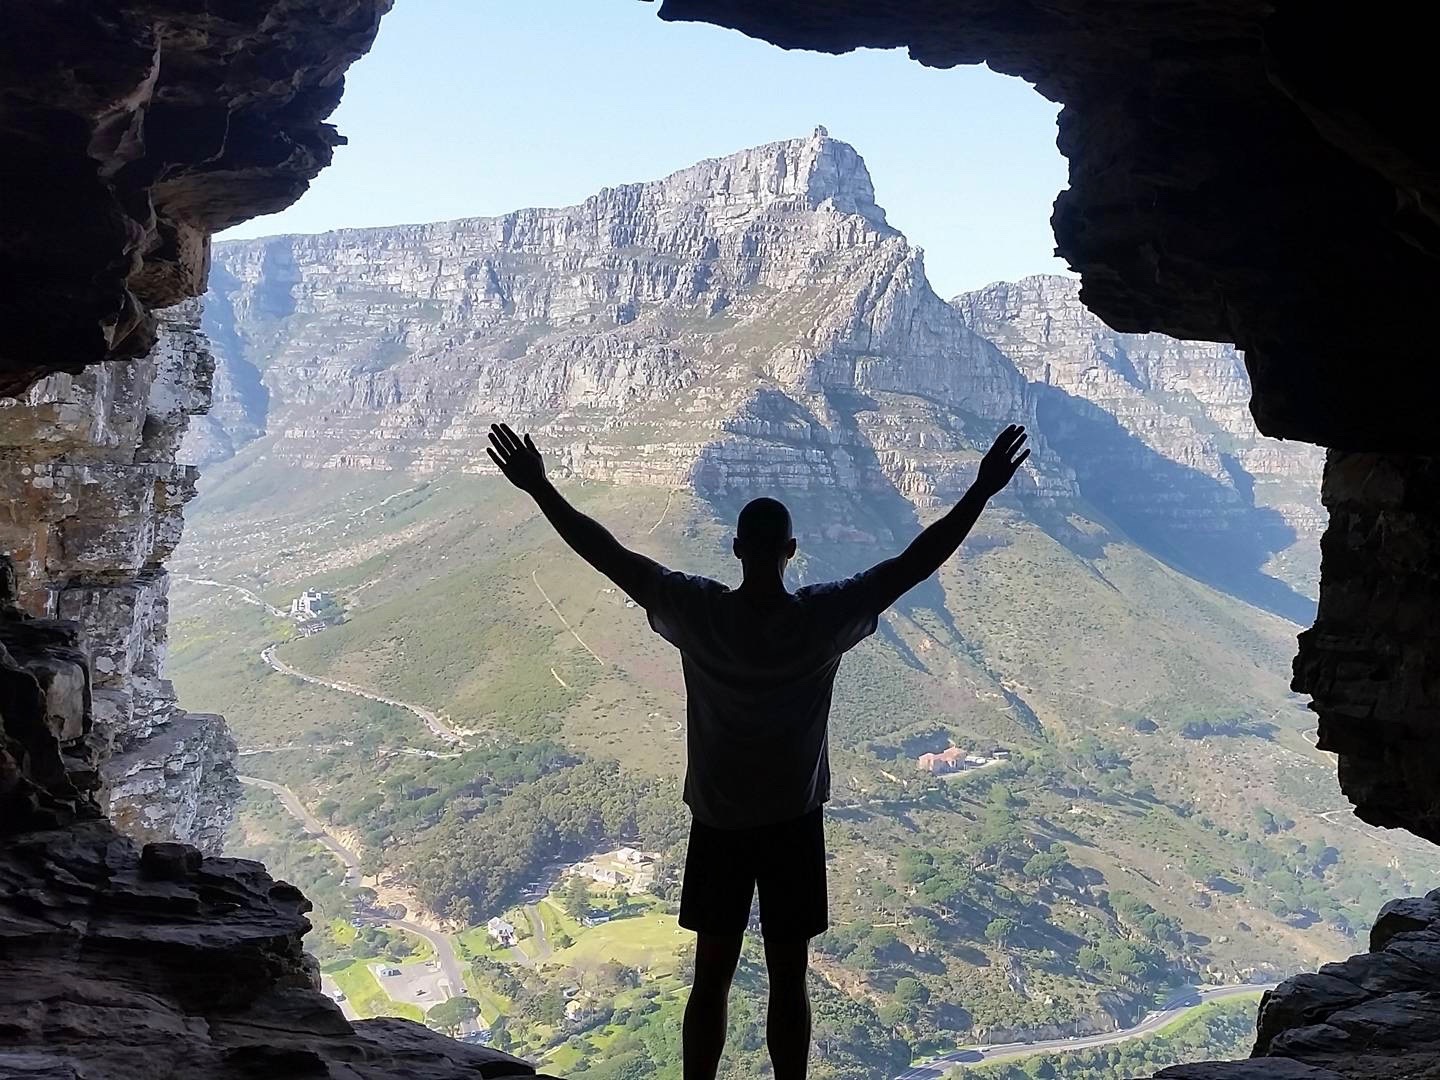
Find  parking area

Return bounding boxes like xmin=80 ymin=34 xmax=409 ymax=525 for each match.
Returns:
xmin=370 ymin=958 xmax=451 ymax=1007
xmin=319 ymin=974 xmax=359 ymax=1021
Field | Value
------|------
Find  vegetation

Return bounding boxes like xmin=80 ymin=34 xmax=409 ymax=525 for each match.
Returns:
xmin=171 ymin=460 xmax=1440 ymax=1077
xmin=955 ymin=997 xmax=1260 ymax=1079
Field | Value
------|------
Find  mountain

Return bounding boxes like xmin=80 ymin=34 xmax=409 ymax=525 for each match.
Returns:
xmin=954 ymin=276 xmax=1325 ymax=615
xmin=188 ymin=129 xmax=1318 ymax=618
xmin=163 ymin=133 xmax=1419 ymax=1079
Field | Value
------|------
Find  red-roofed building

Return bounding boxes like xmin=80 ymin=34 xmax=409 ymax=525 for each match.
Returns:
xmin=917 ymin=746 xmax=966 ymax=774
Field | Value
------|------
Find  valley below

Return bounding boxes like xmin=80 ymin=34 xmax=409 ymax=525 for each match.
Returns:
xmin=166 ymin=131 xmax=1436 ymax=1080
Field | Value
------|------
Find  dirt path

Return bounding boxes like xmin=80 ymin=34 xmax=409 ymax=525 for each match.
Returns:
xmin=531 ymin=569 xmax=605 ymax=666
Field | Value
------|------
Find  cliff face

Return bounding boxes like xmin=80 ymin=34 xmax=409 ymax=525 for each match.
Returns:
xmin=956 ymin=275 xmax=1325 ymax=606
xmin=193 ymin=130 xmax=1077 ymax=529
xmin=0 ymin=304 xmax=237 ymax=852
xmin=195 ymin=134 xmax=1319 ymax=607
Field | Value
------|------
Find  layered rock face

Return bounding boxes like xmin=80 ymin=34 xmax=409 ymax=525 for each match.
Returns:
xmin=0 ymin=0 xmax=391 ymax=392
xmin=956 ymin=275 xmax=1325 ymax=609
xmin=658 ymin=2 xmax=1440 ymax=456
xmin=194 ymin=130 xmax=1080 ymax=529
xmin=0 ymin=304 xmax=237 ymax=852
xmin=1295 ymin=453 xmax=1440 ymax=843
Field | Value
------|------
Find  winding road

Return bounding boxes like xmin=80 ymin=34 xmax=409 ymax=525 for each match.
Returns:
xmin=238 ymin=775 xmax=479 ymax=1035
xmin=259 ymin=643 xmax=463 ymax=745
xmin=179 ymin=575 xmax=466 ymax=746
xmin=891 ymin=983 xmax=1272 ymax=1079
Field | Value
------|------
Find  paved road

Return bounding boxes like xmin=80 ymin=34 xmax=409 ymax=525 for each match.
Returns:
xmin=240 ymin=775 xmax=361 ymax=885
xmin=524 ymin=904 xmax=551 ymax=961
xmin=259 ymin=642 xmax=463 ymax=745
xmin=892 ymin=984 xmax=1273 ymax=1079
xmin=238 ymin=774 xmax=479 ymax=1035
xmin=181 ymin=575 xmax=466 ymax=747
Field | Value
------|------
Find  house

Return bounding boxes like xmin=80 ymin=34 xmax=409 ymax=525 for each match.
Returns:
xmin=588 ymin=866 xmax=625 ymax=886
xmin=614 ymin=847 xmax=652 ymax=865
xmin=581 ymin=910 xmax=613 ymax=927
xmin=289 ymin=588 xmax=327 ymax=619
xmin=917 ymin=746 xmax=966 ymax=774
xmin=486 ymin=916 xmax=517 ymax=947
xmin=964 ymin=753 xmax=991 ymax=767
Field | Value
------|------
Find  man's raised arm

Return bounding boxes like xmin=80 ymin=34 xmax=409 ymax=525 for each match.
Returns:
xmin=487 ymin=423 xmax=661 ymax=604
xmin=861 ymin=424 xmax=1030 ymax=613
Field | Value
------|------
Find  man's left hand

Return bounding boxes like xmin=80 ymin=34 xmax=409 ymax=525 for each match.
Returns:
xmin=487 ymin=423 xmax=547 ymax=493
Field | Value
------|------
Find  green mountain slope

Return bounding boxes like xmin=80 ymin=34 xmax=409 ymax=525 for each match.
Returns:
xmin=170 ymin=450 xmax=1435 ymax=1078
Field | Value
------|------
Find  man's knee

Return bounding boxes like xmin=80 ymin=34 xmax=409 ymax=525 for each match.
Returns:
xmin=692 ymin=932 xmax=743 ymax=994
xmin=763 ymin=936 xmax=811 ymax=994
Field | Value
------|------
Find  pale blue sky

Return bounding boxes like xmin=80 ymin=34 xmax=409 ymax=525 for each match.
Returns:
xmin=223 ymin=1 xmax=1070 ymax=297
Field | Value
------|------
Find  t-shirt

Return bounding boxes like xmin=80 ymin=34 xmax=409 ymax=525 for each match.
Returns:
xmin=643 ymin=568 xmax=883 ymax=830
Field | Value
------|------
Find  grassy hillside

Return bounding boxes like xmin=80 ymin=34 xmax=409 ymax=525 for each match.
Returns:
xmin=169 ymin=449 xmax=1438 ymax=1078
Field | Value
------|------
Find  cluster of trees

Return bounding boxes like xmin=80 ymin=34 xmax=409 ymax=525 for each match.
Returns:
xmin=426 ymin=995 xmax=480 ymax=1034
xmin=1186 ymin=818 xmax=1379 ymax=934
xmin=409 ymin=758 xmax=686 ymax=919
xmin=312 ymin=739 xmax=578 ymax=846
xmin=300 ymin=740 xmax=688 ymax=920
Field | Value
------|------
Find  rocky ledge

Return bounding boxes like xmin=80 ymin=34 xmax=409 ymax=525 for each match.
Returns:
xmin=0 ymin=0 xmax=391 ymax=391
xmin=1154 ymin=890 xmax=1440 ymax=1078
xmin=0 ymin=820 xmax=554 ymax=1080
xmin=0 ymin=305 xmax=237 ymax=852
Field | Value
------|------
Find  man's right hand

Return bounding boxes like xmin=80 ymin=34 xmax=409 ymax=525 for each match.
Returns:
xmin=487 ymin=423 xmax=547 ymax=494
xmin=973 ymin=424 xmax=1030 ymax=498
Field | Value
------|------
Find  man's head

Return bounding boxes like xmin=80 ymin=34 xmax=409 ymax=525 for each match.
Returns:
xmin=733 ymin=497 xmax=796 ymax=571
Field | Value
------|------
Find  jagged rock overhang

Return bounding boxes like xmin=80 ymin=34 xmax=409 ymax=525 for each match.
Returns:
xmin=657 ymin=0 xmax=1440 ymax=454
xmin=0 ymin=0 xmax=392 ymax=395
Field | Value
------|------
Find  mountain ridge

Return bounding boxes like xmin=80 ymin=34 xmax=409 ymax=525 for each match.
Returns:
xmin=187 ymin=131 xmax=1320 ymax=611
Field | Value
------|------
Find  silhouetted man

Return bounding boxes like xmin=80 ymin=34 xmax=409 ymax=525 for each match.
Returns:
xmin=487 ymin=421 xmax=1030 ymax=1080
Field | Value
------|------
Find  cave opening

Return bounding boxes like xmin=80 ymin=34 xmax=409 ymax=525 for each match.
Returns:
xmin=4 ymin=3 xmax=1439 ymax=1080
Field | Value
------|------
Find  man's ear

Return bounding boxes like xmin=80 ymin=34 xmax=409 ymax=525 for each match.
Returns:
xmin=733 ymin=537 xmax=742 ymax=560
xmin=785 ymin=537 xmax=797 ymax=560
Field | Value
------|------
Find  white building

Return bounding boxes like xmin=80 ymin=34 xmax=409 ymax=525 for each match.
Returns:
xmin=486 ymin=916 xmax=517 ymax=947
xmin=289 ymin=588 xmax=332 ymax=620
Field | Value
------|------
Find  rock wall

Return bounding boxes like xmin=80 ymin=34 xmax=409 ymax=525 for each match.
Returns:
xmin=1294 ymin=453 xmax=1440 ymax=844
xmin=0 ymin=0 xmax=392 ymax=392
xmin=0 ymin=304 xmax=237 ymax=852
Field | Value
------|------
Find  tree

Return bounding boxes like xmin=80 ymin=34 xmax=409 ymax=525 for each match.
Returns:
xmin=895 ymin=977 xmax=930 ymax=1006
xmin=426 ymin=995 xmax=480 ymax=1034
xmin=562 ymin=873 xmax=593 ymax=919
xmin=985 ymin=916 xmax=1018 ymax=946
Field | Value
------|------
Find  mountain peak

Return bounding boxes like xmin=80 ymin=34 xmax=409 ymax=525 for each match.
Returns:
xmin=631 ymin=128 xmax=888 ymax=230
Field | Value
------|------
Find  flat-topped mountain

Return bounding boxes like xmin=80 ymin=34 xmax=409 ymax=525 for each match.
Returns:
xmin=190 ymin=131 xmax=1319 ymax=610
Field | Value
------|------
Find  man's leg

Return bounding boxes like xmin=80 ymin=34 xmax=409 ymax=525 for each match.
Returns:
xmin=763 ymin=935 xmax=812 ymax=1080
xmin=756 ymin=808 xmax=827 ymax=1080
xmin=683 ymin=931 xmax=743 ymax=1080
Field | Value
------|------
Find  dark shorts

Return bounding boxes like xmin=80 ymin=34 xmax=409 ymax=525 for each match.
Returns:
xmin=679 ymin=807 xmax=827 ymax=941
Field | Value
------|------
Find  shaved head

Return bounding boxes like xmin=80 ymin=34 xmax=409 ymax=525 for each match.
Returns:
xmin=735 ymin=497 xmax=793 ymax=556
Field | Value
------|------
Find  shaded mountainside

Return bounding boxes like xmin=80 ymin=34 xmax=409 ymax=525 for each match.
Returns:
xmin=954 ymin=276 xmax=1325 ymax=617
